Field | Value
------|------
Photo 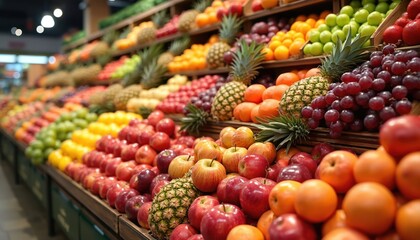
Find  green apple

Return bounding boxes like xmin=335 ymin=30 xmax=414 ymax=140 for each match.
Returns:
xmin=361 ymin=0 xmax=375 ymax=5
xmin=331 ymin=25 xmax=341 ymax=33
xmin=378 ymin=0 xmax=388 ymax=2
xmin=319 ymin=31 xmax=332 ymax=44
xmin=303 ymin=44 xmax=312 ymax=56
xmin=343 ymin=24 xmax=358 ymax=37
xmin=308 ymin=29 xmax=320 ymax=42
xmin=336 ymin=14 xmax=350 ymax=27
xmin=354 ymin=9 xmax=369 ymax=24
xmin=332 ymin=30 xmax=345 ymax=43
xmin=386 ymin=9 xmax=393 ymax=16
xmin=340 ymin=6 xmax=355 ymax=17
xmin=360 ymin=24 xmax=377 ymax=37
xmin=325 ymin=14 xmax=337 ymax=27
xmin=310 ymin=42 xmax=324 ymax=56
xmin=363 ymin=40 xmax=371 ymax=47
xmin=363 ymin=3 xmax=376 ymax=13
xmin=389 ymin=0 xmax=400 ymax=9
xmin=317 ymin=24 xmax=330 ymax=32
xmin=375 ymin=2 xmax=389 ymax=13
xmin=350 ymin=0 xmax=362 ymax=10
xmin=323 ymin=42 xmax=335 ymax=54
xmin=367 ymin=11 xmax=383 ymax=26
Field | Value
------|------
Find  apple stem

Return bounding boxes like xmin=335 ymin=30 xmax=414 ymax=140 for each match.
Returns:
xmin=187 ymin=155 xmax=191 ymax=161
xmin=234 ymin=145 xmax=236 ymax=151
xmin=211 ymin=158 xmax=216 ymax=166
xmin=223 ymin=203 xmax=226 ymax=212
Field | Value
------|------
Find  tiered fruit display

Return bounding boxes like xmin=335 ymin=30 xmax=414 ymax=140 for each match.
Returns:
xmin=98 ymin=56 xmax=128 ymax=81
xmin=178 ymin=0 xmax=211 ymax=32
xmin=302 ymin=44 xmax=420 ymax=137
xmin=25 ymin=107 xmax=98 ymax=165
xmin=156 ymin=15 xmax=179 ymax=38
xmin=48 ymin=111 xmax=142 ymax=172
xmin=70 ymin=64 xmax=102 ymax=85
xmin=157 ymin=75 xmax=219 ymax=113
xmin=383 ymin=0 xmax=420 ymax=46
xmin=110 ymin=55 xmax=141 ymax=80
xmin=114 ymin=22 xmax=150 ymax=50
xmin=266 ymin=12 xmax=329 ymax=60
xmin=157 ymin=37 xmax=191 ymax=67
xmin=1 ymin=102 xmax=46 ymax=133
xmin=59 ymin=86 xmax=106 ymax=105
xmin=167 ymin=36 xmax=218 ymax=72
xmin=127 ymin=75 xmax=189 ymax=111
xmin=305 ymin=0 xmax=398 ymax=56
xmin=137 ymin=11 xmax=168 ymax=44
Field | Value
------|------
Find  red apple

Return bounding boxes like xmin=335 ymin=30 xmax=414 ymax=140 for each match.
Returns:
xmin=266 ymin=161 xmax=287 ymax=182
xmin=170 ymin=144 xmax=188 ymax=155
xmin=125 ymin=195 xmax=152 ymax=222
xmin=216 ymin=7 xmax=228 ymax=21
xmin=188 ymin=195 xmax=220 ymax=230
xmin=247 ymin=142 xmax=277 ymax=164
xmin=137 ymin=201 xmax=152 ymax=229
xmin=91 ymin=151 xmax=108 ymax=168
xmin=216 ymin=175 xmax=248 ymax=206
xmin=147 ymin=110 xmax=165 ymax=127
xmin=194 ymin=140 xmax=223 ymax=163
xmin=383 ymin=25 xmax=403 ymax=44
xmin=289 ymin=152 xmax=317 ymax=175
xmin=238 ymin=154 xmax=269 ymax=179
xmin=168 ymin=155 xmax=195 ymax=179
xmin=395 ymin=17 xmax=410 ymax=28
xmin=220 ymin=127 xmax=236 ymax=148
xmin=115 ymin=189 xmax=139 ymax=213
xmin=121 ymin=143 xmax=140 ymax=161
xmin=176 ymin=136 xmax=195 ymax=148
xmin=138 ymin=129 xmax=156 ymax=146
xmin=192 ymin=159 xmax=227 ymax=193
xmin=135 ymin=145 xmax=157 ymax=165
xmin=99 ymin=154 xmax=114 ymax=173
xmin=170 ymin=224 xmax=198 ymax=240
xmin=277 ymin=165 xmax=313 ymax=183
xmin=232 ymin=127 xmax=255 ymax=149
xmin=269 ymin=214 xmax=317 ymax=240
xmin=156 ymin=149 xmax=177 ymax=173
xmin=115 ymin=160 xmax=137 ymax=181
xmin=311 ymin=143 xmax=335 ymax=164
xmin=156 ymin=118 xmax=176 ymax=137
xmin=136 ymin=169 xmax=157 ymax=194
xmin=113 ymin=140 xmax=127 ymax=157
xmin=126 ymin=127 xmax=142 ymax=144
xmin=251 ymin=0 xmax=263 ymax=12
xmin=151 ymin=179 xmax=170 ymax=198
xmin=82 ymin=172 xmax=103 ymax=190
xmin=99 ymin=177 xmax=117 ymax=199
xmin=186 ymin=235 xmax=204 ymax=240
xmin=90 ymin=175 xmax=107 ymax=195
xmin=181 ymin=148 xmax=194 ymax=156
xmin=222 ymin=146 xmax=247 ymax=173
xmin=228 ymin=3 xmax=243 ymax=17
xmin=105 ymin=157 xmax=122 ymax=177
xmin=240 ymin=177 xmax=276 ymax=219
xmin=149 ymin=132 xmax=171 ymax=152
xmin=150 ymin=173 xmax=171 ymax=193
xmin=106 ymin=181 xmax=130 ymax=208
xmin=193 ymin=137 xmax=214 ymax=148
xmin=200 ymin=204 xmax=246 ymax=240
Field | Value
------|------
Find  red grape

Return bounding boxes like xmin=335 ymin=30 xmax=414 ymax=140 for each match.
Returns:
xmin=369 ymin=96 xmax=385 ymax=111
xmin=391 ymin=61 xmax=407 ymax=75
xmin=407 ymin=59 xmax=420 ymax=72
xmin=392 ymin=85 xmax=408 ymax=100
xmin=364 ymin=114 xmax=380 ymax=130
xmin=370 ymin=55 xmax=383 ymax=67
xmin=340 ymin=110 xmax=355 ymax=123
xmin=402 ymin=74 xmax=420 ymax=90
xmin=359 ymin=76 xmax=373 ymax=90
xmin=382 ymin=44 xmax=395 ymax=55
xmin=324 ymin=109 xmax=340 ymax=122
xmin=395 ymin=99 xmax=412 ymax=115
xmin=325 ymin=91 xmax=338 ymax=104
xmin=301 ymin=106 xmax=313 ymax=119
xmin=345 ymin=82 xmax=362 ymax=95
xmin=307 ymin=118 xmax=319 ymax=129
xmin=341 ymin=72 xmax=358 ymax=83
xmin=379 ymin=106 xmax=396 ymax=122
xmin=312 ymin=109 xmax=325 ymax=121
xmin=355 ymin=92 xmax=370 ymax=107
xmin=332 ymin=84 xmax=346 ymax=97
xmin=331 ymin=100 xmax=342 ymax=111
xmin=377 ymin=91 xmax=392 ymax=105
xmin=372 ymin=78 xmax=386 ymax=91
xmin=340 ymin=96 xmax=355 ymax=109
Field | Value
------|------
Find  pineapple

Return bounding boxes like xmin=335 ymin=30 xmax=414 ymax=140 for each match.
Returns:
xmin=181 ymin=104 xmax=210 ymax=135
xmin=280 ymin=32 xmax=369 ymax=117
xmin=140 ymin=60 xmax=167 ymax=90
xmin=211 ymin=40 xmax=265 ymax=121
xmin=148 ymin=173 xmax=201 ymax=239
xmin=113 ymin=85 xmax=142 ymax=110
xmin=178 ymin=0 xmax=210 ymax=32
xmin=206 ymin=14 xmax=243 ymax=69
xmin=102 ymin=84 xmax=123 ymax=105
xmin=137 ymin=11 xmax=168 ymax=44
xmin=158 ymin=37 xmax=190 ymax=66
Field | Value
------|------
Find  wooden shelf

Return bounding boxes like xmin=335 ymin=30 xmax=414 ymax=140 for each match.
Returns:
xmin=189 ymin=24 xmax=220 ymax=35
xmin=119 ymin=216 xmax=155 ymax=240
xmin=164 ymin=67 xmax=229 ymax=77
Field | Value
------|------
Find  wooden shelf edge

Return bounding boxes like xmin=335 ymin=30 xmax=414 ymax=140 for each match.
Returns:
xmin=119 ymin=216 xmax=155 ymax=240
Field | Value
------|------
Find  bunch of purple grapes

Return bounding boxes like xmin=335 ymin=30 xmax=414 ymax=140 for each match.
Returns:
xmin=252 ymin=74 xmax=275 ymax=88
xmin=302 ymin=44 xmax=420 ymax=138
xmin=188 ymin=76 xmax=229 ymax=113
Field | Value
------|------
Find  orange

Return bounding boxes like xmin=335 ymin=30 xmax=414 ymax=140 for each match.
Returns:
xmin=322 ymin=209 xmax=348 ymax=236
xmin=320 ymin=10 xmax=332 ymax=19
xmin=323 ymin=227 xmax=369 ymax=240
xmin=308 ymin=14 xmax=319 ymax=20
xmin=204 ymin=7 xmax=214 ymax=14
xmin=258 ymin=99 xmax=280 ymax=120
xmin=262 ymin=47 xmax=274 ymax=61
xmin=294 ymin=179 xmax=338 ymax=223
xmin=208 ymin=12 xmax=218 ymax=24
xmin=396 ymin=200 xmax=420 ymax=240
xmin=269 ymin=40 xmax=282 ymax=51
xmin=211 ymin=0 xmax=223 ymax=7
xmin=305 ymin=18 xmax=316 ymax=27
xmin=354 ymin=150 xmax=396 ymax=189
xmin=315 ymin=19 xmax=326 ymax=28
xmin=244 ymin=84 xmax=266 ymax=104
xmin=297 ymin=69 xmax=308 ymax=79
xmin=262 ymin=85 xmax=289 ymax=101
xmin=261 ymin=0 xmax=278 ymax=9
xmin=289 ymin=41 xmax=305 ymax=56
xmin=276 ymin=72 xmax=300 ymax=86
xmin=269 ymin=180 xmax=301 ymax=216
xmin=227 ymin=225 xmax=264 ymax=240
xmin=196 ymin=13 xmax=210 ymax=27
xmin=274 ymin=45 xmax=289 ymax=60
xmin=250 ymin=104 xmax=260 ymax=123
xmin=233 ymin=102 xmax=257 ymax=122
xmin=396 ymin=152 xmax=420 ymax=200
xmin=305 ymin=68 xmax=321 ymax=77
xmin=298 ymin=22 xmax=312 ymax=36
xmin=257 ymin=210 xmax=274 ymax=240
xmin=295 ymin=15 xmax=307 ymax=22
xmin=376 ymin=231 xmax=401 ymax=240
xmin=342 ymin=182 xmax=397 ymax=235
xmin=282 ymin=38 xmax=293 ymax=48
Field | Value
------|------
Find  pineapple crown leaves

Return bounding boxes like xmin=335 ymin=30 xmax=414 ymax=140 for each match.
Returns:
xmin=152 ymin=10 xmax=169 ymax=28
xmin=194 ymin=0 xmax=211 ymax=12
xmin=139 ymin=107 xmax=153 ymax=118
xmin=180 ymin=103 xmax=209 ymax=135
xmin=219 ymin=14 xmax=244 ymax=45
xmin=320 ymin=30 xmax=370 ymax=81
xmin=229 ymin=39 xmax=266 ymax=85
xmin=253 ymin=115 xmax=309 ymax=152
xmin=140 ymin=60 xmax=168 ymax=89
xmin=168 ymin=36 xmax=191 ymax=56
xmin=102 ymin=30 xmax=118 ymax=45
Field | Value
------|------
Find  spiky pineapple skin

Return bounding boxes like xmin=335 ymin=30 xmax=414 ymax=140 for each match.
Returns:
xmin=138 ymin=26 xmax=156 ymax=44
xmin=280 ymin=76 xmax=329 ymax=117
xmin=178 ymin=10 xmax=198 ymax=32
xmin=102 ymin=84 xmax=123 ymax=105
xmin=211 ymin=81 xmax=247 ymax=121
xmin=148 ymin=176 xmax=201 ymax=240
xmin=206 ymin=42 xmax=230 ymax=69
xmin=158 ymin=52 xmax=174 ymax=66
xmin=113 ymin=85 xmax=142 ymax=111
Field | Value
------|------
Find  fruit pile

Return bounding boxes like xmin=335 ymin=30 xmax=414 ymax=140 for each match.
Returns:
xmin=195 ymin=0 xmax=244 ymax=28
xmin=305 ymin=0 xmax=398 ymax=56
xmin=157 ymin=75 xmax=219 ymax=114
xmin=1 ymin=102 xmax=46 ymax=133
xmin=58 ymin=86 xmax=106 ymax=105
xmin=266 ymin=12 xmax=328 ymax=60
xmin=25 ymin=108 xmax=98 ymax=165
xmin=189 ymin=76 xmax=229 ymax=113
xmin=98 ymin=56 xmax=128 ymax=81
xmin=382 ymin=0 xmax=420 ymax=46
xmin=156 ymin=15 xmax=179 ymax=38
xmin=302 ymin=44 xmax=420 ymax=137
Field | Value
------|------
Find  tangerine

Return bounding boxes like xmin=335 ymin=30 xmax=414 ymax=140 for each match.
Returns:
xmin=244 ymin=84 xmax=266 ymax=104
xmin=233 ymin=102 xmax=257 ymax=122
xmin=257 ymin=210 xmax=274 ymax=240
xmin=227 ymin=225 xmax=264 ymax=240
xmin=262 ymin=47 xmax=274 ymax=61
xmin=323 ymin=227 xmax=369 ymax=240
xmin=269 ymin=180 xmax=301 ymax=216
xmin=276 ymin=72 xmax=300 ymax=86
xmin=262 ymin=85 xmax=289 ymax=100
xmin=258 ymin=99 xmax=280 ymax=120
xmin=396 ymin=152 xmax=420 ymax=200
xmin=250 ymin=104 xmax=261 ymax=123
xmin=322 ymin=209 xmax=348 ymax=236
xmin=396 ymin=200 xmax=420 ymax=240
xmin=305 ymin=68 xmax=321 ymax=77
xmin=274 ymin=46 xmax=290 ymax=60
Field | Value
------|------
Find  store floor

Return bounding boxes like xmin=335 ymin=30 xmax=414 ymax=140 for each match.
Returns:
xmin=0 ymin=161 xmax=67 ymax=240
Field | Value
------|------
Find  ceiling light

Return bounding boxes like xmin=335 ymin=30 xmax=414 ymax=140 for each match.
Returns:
xmin=11 ymin=27 xmax=17 ymax=34
xmin=36 ymin=26 xmax=44 ymax=33
xmin=53 ymin=8 xmax=63 ymax=18
xmin=41 ymin=15 xmax=55 ymax=28
xmin=15 ymin=29 xmax=22 ymax=36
